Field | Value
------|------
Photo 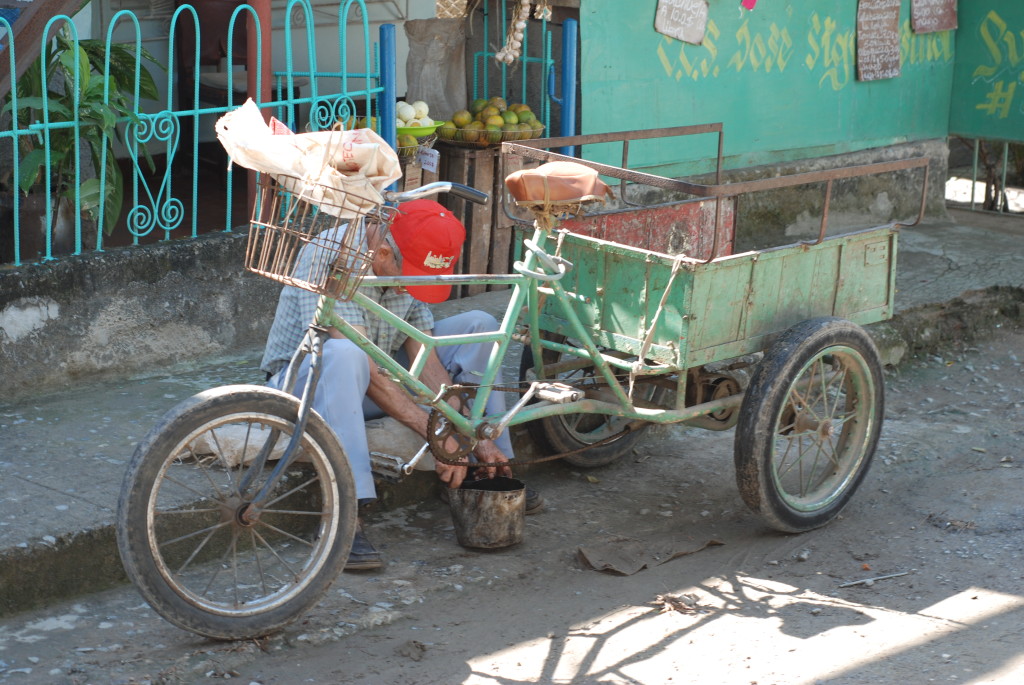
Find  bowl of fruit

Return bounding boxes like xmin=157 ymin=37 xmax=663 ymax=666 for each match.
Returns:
xmin=395 ymin=100 xmax=440 ymax=157
xmin=436 ymin=97 xmax=545 ymax=148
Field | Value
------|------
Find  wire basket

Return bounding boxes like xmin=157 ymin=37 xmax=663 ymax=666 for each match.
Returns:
xmin=397 ymin=133 xmax=438 ymax=159
xmin=437 ymin=124 xmax=545 ymax=148
xmin=246 ymin=174 xmax=397 ymax=301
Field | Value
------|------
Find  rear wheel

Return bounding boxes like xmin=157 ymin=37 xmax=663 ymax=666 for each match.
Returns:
xmin=519 ymin=333 xmax=658 ymax=468
xmin=734 ymin=318 xmax=883 ymax=533
xmin=116 ymin=385 xmax=356 ymax=640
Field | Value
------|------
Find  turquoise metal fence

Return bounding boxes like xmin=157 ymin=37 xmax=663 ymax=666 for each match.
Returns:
xmin=472 ymin=0 xmax=558 ymax=137
xmin=469 ymin=0 xmax=579 ymax=154
xmin=1 ymin=0 xmax=393 ymax=267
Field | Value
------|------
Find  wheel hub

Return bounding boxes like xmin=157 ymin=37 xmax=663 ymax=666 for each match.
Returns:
xmin=817 ymin=418 xmax=835 ymax=440
xmin=793 ymin=410 xmax=819 ymax=435
xmin=221 ymin=496 xmax=258 ymax=526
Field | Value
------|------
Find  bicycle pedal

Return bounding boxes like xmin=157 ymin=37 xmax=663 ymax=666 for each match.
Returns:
xmin=536 ymin=382 xmax=584 ymax=404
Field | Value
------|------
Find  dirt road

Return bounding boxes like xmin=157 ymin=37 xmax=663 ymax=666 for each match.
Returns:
xmin=1 ymin=330 xmax=1021 ymax=684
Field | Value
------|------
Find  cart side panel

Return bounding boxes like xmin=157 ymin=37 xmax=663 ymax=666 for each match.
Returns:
xmin=685 ymin=227 xmax=898 ymax=366
xmin=538 ymin=235 xmax=693 ymax=368
xmin=834 ymin=231 xmax=897 ymax=318
xmin=687 ymin=257 xmax=755 ymax=352
xmin=746 ymin=247 xmax=841 ymax=340
xmin=563 ymin=235 xmax=601 ymax=333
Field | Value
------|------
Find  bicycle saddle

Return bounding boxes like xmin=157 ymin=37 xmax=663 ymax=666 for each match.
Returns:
xmin=504 ymin=161 xmax=610 ymax=204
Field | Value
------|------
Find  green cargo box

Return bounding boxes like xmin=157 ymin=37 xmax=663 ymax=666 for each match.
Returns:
xmin=538 ymin=225 xmax=898 ymax=371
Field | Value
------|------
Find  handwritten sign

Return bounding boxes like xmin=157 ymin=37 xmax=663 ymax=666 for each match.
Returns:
xmin=857 ymin=0 xmax=901 ymax=81
xmin=654 ymin=0 xmax=709 ymax=46
xmin=417 ymin=147 xmax=439 ymax=173
xmin=911 ymin=0 xmax=957 ymax=34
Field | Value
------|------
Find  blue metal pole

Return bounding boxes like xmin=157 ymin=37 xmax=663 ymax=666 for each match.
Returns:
xmin=379 ymin=23 xmax=397 ymax=157
xmin=560 ymin=18 xmax=577 ymax=157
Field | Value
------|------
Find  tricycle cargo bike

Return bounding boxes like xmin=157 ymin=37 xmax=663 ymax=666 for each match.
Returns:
xmin=116 ymin=123 xmax=929 ymax=639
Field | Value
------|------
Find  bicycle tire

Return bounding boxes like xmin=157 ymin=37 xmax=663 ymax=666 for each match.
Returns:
xmin=734 ymin=318 xmax=884 ymax=533
xmin=519 ymin=333 xmax=656 ymax=468
xmin=116 ymin=385 xmax=357 ymax=640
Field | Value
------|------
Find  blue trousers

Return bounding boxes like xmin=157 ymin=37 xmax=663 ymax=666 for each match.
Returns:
xmin=270 ymin=310 xmax=514 ymax=500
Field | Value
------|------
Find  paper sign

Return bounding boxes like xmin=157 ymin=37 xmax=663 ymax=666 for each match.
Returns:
xmin=857 ymin=0 xmax=902 ymax=81
xmin=417 ymin=147 xmax=440 ymax=173
xmin=654 ymin=0 xmax=709 ymax=46
xmin=911 ymin=0 xmax=957 ymax=34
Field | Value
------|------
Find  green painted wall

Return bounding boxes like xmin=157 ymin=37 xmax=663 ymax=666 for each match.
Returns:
xmin=580 ymin=1 xmax=955 ymax=174
xmin=949 ymin=4 xmax=1024 ymax=142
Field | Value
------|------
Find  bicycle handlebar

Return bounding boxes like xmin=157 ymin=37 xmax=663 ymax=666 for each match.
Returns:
xmin=384 ymin=182 xmax=489 ymax=206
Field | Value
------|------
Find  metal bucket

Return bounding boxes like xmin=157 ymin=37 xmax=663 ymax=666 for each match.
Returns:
xmin=448 ymin=477 xmax=525 ymax=549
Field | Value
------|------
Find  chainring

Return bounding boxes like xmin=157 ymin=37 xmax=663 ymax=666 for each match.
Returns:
xmin=426 ymin=386 xmax=478 ymax=465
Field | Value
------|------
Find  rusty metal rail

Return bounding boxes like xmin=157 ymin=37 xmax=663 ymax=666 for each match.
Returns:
xmin=501 ymin=125 xmax=932 ymax=259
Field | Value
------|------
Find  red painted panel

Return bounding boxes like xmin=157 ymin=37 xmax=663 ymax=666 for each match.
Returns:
xmin=561 ymin=198 xmax=734 ymax=260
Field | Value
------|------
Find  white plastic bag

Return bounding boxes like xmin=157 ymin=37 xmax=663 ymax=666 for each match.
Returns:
xmin=215 ymin=99 xmax=402 ymax=218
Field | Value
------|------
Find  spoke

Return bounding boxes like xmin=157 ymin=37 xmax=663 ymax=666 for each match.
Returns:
xmin=802 ymin=362 xmax=827 ymax=421
xmin=230 ymin=529 xmax=241 ymax=608
xmin=781 ymin=428 xmax=819 ymax=440
xmin=253 ymin=519 xmax=319 ymax=548
xmin=234 ymin=421 xmax=258 ymax=493
xmin=154 ymin=506 xmax=220 ymax=516
xmin=262 ymin=474 xmax=322 ymax=510
xmin=834 ymin=408 xmax=857 ymax=424
xmin=162 ymin=465 xmax=227 ymax=503
xmin=200 ymin=528 xmax=240 ymax=599
xmin=248 ymin=527 xmax=269 ymax=597
xmin=159 ymin=520 xmax=230 ymax=549
xmin=816 ymin=359 xmax=831 ymax=417
xmin=776 ymin=430 xmax=800 ymax=478
xmin=822 ymin=428 xmax=842 ymax=470
xmin=169 ymin=524 xmax=222 ymax=576
xmin=208 ymin=428 xmax=243 ymax=498
xmin=822 ymin=363 xmax=848 ymax=419
xmin=251 ymin=527 xmax=303 ymax=582
xmin=786 ymin=384 xmax=816 ymax=423
xmin=801 ymin=438 xmax=828 ymax=497
xmin=260 ymin=508 xmax=327 ymax=516
xmin=796 ymin=434 xmax=805 ymax=494
xmin=176 ymin=438 xmax=244 ymax=501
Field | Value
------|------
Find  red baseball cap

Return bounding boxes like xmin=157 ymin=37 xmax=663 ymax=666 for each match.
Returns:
xmin=388 ymin=199 xmax=466 ymax=303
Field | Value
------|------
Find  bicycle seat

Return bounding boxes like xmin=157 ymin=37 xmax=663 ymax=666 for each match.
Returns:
xmin=505 ymin=161 xmax=610 ymax=205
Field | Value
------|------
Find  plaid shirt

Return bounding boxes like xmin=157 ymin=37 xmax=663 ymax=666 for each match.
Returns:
xmin=260 ymin=223 xmax=434 ymax=378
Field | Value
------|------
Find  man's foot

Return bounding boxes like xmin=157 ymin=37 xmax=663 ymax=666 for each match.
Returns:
xmin=345 ymin=527 xmax=383 ymax=570
xmin=523 ymin=486 xmax=545 ymax=515
xmin=439 ymin=483 xmax=545 ymax=515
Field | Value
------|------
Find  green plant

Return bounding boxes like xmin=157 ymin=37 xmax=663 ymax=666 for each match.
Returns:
xmin=3 ymin=29 xmax=160 ymax=235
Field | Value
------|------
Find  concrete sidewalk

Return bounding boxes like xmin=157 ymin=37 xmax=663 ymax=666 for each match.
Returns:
xmin=1 ymin=208 xmax=1022 ymax=617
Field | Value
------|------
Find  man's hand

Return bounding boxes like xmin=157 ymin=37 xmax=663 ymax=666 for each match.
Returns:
xmin=470 ymin=439 xmax=513 ymax=481
xmin=435 ymin=460 xmax=470 ymax=489
xmin=434 ymin=437 xmax=510 ymax=489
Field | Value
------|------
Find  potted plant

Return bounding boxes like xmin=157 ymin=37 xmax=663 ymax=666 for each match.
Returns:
xmin=2 ymin=28 xmax=160 ymax=257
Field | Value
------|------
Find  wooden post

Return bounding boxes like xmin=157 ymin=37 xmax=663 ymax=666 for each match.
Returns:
xmin=436 ymin=144 xmax=497 ymax=297
xmin=489 ymin=151 xmax=524 ymax=289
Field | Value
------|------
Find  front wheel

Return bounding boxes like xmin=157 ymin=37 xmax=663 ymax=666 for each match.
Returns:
xmin=116 ymin=385 xmax=357 ymax=640
xmin=734 ymin=318 xmax=884 ymax=533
